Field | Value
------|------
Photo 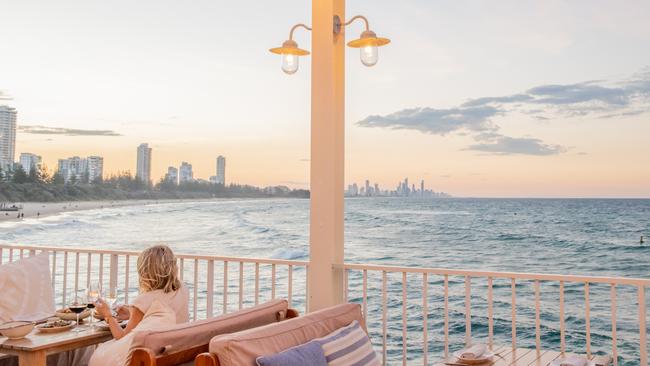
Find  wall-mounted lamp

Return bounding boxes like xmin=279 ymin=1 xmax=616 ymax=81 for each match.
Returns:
xmin=269 ymin=15 xmax=390 ymax=74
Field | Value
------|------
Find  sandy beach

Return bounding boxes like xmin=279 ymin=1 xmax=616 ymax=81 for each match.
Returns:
xmin=0 ymin=199 xmax=210 ymax=222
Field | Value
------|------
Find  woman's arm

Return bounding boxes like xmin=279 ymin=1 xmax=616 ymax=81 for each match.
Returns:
xmin=96 ymin=301 xmax=144 ymax=340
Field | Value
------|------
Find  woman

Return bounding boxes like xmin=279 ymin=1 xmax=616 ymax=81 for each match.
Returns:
xmin=90 ymin=245 xmax=189 ymax=366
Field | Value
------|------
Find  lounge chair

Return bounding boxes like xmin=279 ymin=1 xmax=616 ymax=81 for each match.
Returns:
xmin=128 ymin=299 xmax=298 ymax=366
xmin=194 ymin=303 xmax=363 ymax=366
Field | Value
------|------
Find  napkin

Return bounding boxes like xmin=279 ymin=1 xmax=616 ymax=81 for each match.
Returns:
xmin=559 ymin=355 xmax=589 ymax=366
xmin=460 ymin=344 xmax=487 ymax=360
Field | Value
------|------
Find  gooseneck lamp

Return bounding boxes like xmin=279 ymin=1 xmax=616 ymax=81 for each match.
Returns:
xmin=270 ymin=15 xmax=390 ymax=74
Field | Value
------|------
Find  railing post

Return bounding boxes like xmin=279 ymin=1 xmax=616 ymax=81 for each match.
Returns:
xmin=639 ymin=285 xmax=647 ymax=366
xmin=109 ymin=254 xmax=118 ymax=298
xmin=308 ymin=0 xmax=345 ymax=312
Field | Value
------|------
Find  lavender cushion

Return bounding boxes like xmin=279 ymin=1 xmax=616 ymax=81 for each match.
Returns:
xmin=316 ymin=320 xmax=379 ymax=365
xmin=256 ymin=341 xmax=327 ymax=366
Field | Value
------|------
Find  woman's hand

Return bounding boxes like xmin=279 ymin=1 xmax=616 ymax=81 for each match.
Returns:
xmin=95 ymin=299 xmax=113 ymax=319
xmin=115 ymin=305 xmax=130 ymax=321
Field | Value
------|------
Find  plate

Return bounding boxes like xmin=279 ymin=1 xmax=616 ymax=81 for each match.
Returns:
xmin=55 ymin=308 xmax=91 ymax=321
xmin=94 ymin=320 xmax=127 ymax=331
xmin=452 ymin=350 xmax=495 ymax=365
xmin=549 ymin=359 xmax=596 ymax=366
xmin=35 ymin=321 xmax=76 ymax=333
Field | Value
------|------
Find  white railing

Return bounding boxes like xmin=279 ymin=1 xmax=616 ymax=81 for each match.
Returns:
xmin=341 ymin=263 xmax=650 ymax=366
xmin=0 ymin=244 xmax=309 ymax=319
xmin=2 ymin=244 xmax=648 ymax=365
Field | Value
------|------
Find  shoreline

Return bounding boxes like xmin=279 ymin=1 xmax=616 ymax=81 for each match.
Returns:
xmin=0 ymin=198 xmax=224 ymax=222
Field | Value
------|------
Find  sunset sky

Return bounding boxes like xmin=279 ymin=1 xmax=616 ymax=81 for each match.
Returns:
xmin=1 ymin=0 xmax=649 ymax=197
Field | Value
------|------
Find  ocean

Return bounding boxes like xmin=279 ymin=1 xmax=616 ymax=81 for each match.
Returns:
xmin=1 ymin=198 xmax=649 ymax=364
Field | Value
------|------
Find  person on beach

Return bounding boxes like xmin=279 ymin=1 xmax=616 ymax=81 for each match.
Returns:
xmin=89 ymin=245 xmax=189 ymax=366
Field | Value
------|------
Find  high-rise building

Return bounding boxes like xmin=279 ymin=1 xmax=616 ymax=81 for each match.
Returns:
xmin=57 ymin=156 xmax=88 ymax=183
xmin=136 ymin=143 xmax=152 ymax=184
xmin=87 ymin=156 xmax=104 ymax=183
xmin=179 ymin=162 xmax=193 ymax=183
xmin=166 ymin=166 xmax=178 ymax=185
xmin=420 ymin=180 xmax=425 ymax=196
xmin=0 ymin=106 xmax=17 ymax=170
xmin=365 ymin=180 xmax=370 ymax=196
xmin=216 ymin=155 xmax=226 ymax=185
xmin=19 ymin=153 xmax=42 ymax=173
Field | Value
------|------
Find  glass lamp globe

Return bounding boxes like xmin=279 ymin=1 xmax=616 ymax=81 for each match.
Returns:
xmin=360 ymin=45 xmax=378 ymax=67
xmin=281 ymin=53 xmax=299 ymax=74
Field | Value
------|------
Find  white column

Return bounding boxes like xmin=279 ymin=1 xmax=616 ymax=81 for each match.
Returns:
xmin=308 ymin=0 xmax=345 ymax=312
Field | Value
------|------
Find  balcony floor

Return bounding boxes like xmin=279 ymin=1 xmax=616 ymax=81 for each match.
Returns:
xmin=434 ymin=346 xmax=612 ymax=366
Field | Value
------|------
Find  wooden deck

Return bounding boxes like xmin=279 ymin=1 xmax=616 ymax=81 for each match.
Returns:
xmin=434 ymin=346 xmax=613 ymax=366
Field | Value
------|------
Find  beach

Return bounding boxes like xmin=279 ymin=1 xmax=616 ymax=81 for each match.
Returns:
xmin=0 ymin=199 xmax=215 ymax=222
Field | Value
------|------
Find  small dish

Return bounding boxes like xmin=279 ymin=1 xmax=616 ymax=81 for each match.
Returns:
xmin=55 ymin=308 xmax=91 ymax=321
xmin=94 ymin=320 xmax=127 ymax=331
xmin=549 ymin=359 xmax=596 ymax=366
xmin=36 ymin=320 xmax=75 ymax=333
xmin=452 ymin=350 xmax=494 ymax=365
xmin=0 ymin=321 xmax=34 ymax=339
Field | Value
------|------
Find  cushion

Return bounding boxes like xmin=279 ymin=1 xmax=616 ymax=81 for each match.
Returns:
xmin=0 ymin=252 xmax=54 ymax=323
xmin=256 ymin=341 xmax=327 ymax=366
xmin=209 ymin=303 xmax=364 ymax=366
xmin=130 ymin=299 xmax=289 ymax=356
xmin=315 ymin=320 xmax=379 ymax=365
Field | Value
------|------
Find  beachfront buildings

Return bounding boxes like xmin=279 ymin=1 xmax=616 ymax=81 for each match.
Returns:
xmin=86 ymin=156 xmax=104 ymax=183
xmin=0 ymin=106 xmax=17 ymax=171
xmin=57 ymin=155 xmax=104 ymax=183
xmin=216 ymin=155 xmax=226 ymax=185
xmin=179 ymin=161 xmax=193 ymax=183
xmin=165 ymin=166 xmax=178 ymax=185
xmin=18 ymin=153 xmax=42 ymax=173
xmin=136 ymin=143 xmax=152 ymax=185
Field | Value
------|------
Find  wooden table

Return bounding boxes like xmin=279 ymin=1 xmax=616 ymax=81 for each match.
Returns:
xmin=0 ymin=326 xmax=112 ymax=366
xmin=434 ymin=346 xmax=613 ymax=366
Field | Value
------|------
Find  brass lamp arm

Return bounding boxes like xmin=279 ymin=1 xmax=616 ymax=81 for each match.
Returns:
xmin=289 ymin=23 xmax=312 ymax=41
xmin=344 ymin=15 xmax=370 ymax=31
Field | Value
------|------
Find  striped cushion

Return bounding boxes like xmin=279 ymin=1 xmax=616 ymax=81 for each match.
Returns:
xmin=315 ymin=320 xmax=379 ymax=366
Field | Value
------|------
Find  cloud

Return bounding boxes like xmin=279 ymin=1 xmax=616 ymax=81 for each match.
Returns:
xmin=18 ymin=125 xmax=122 ymax=136
xmin=356 ymin=68 xmax=650 ymax=156
xmin=357 ymin=105 xmax=501 ymax=136
xmin=466 ymin=134 xmax=566 ymax=156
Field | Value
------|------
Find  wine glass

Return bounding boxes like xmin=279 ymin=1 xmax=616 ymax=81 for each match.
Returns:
xmin=87 ymin=282 xmax=101 ymax=330
xmin=68 ymin=293 xmax=87 ymax=333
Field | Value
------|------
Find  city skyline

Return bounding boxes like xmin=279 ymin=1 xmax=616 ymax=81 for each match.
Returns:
xmin=2 ymin=1 xmax=650 ymax=197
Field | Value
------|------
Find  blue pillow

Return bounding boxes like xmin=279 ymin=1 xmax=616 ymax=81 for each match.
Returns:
xmin=256 ymin=341 xmax=328 ymax=366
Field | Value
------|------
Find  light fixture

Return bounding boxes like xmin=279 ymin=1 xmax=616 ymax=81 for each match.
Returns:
xmin=345 ymin=16 xmax=390 ymax=67
xmin=270 ymin=15 xmax=390 ymax=74
xmin=269 ymin=24 xmax=311 ymax=75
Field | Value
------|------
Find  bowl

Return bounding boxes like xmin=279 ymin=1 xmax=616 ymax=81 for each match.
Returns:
xmin=0 ymin=321 xmax=34 ymax=339
xmin=55 ymin=308 xmax=91 ymax=321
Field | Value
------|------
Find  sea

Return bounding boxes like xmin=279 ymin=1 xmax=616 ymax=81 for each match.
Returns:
xmin=1 ymin=198 xmax=649 ymax=365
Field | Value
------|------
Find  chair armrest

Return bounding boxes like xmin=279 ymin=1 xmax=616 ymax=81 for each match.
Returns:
xmin=195 ymin=352 xmax=220 ymax=366
xmin=286 ymin=308 xmax=299 ymax=319
xmin=129 ymin=347 xmax=156 ymax=366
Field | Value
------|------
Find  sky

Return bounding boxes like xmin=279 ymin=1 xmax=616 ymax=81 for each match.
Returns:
xmin=1 ymin=0 xmax=649 ymax=197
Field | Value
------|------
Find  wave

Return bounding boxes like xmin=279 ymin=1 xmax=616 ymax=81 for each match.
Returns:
xmin=270 ymin=248 xmax=308 ymax=260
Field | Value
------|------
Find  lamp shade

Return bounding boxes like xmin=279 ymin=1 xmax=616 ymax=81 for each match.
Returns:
xmin=269 ymin=39 xmax=310 ymax=56
xmin=347 ymin=30 xmax=390 ymax=48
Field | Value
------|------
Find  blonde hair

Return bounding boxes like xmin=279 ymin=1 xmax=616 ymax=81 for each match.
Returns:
xmin=137 ymin=245 xmax=181 ymax=293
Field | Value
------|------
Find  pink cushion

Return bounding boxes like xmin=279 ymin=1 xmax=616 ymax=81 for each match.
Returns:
xmin=209 ymin=303 xmax=364 ymax=366
xmin=129 ymin=299 xmax=289 ymax=356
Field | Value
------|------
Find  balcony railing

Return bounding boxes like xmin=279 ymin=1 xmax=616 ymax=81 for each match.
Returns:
xmin=341 ymin=263 xmax=649 ymax=366
xmin=1 ymin=244 xmax=648 ymax=365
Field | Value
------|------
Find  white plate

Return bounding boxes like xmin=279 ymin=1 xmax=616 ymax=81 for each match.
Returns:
xmin=549 ymin=359 xmax=595 ymax=366
xmin=94 ymin=320 xmax=127 ymax=331
xmin=452 ymin=350 xmax=494 ymax=365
